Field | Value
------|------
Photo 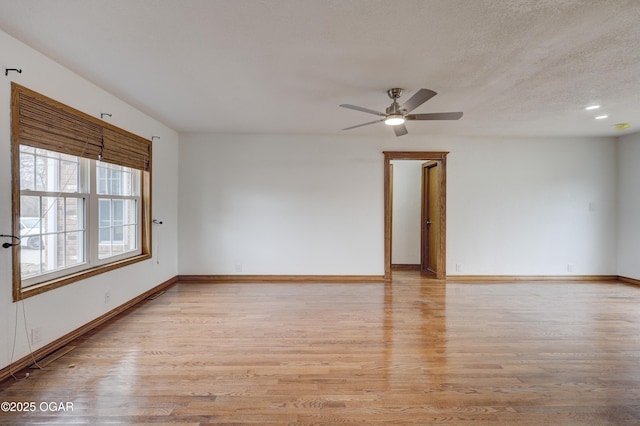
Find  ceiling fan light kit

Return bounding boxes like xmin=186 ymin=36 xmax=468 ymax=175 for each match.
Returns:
xmin=340 ymin=87 xmax=463 ymax=137
xmin=384 ymin=114 xmax=405 ymax=126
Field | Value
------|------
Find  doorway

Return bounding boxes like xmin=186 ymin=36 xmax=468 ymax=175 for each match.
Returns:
xmin=384 ymin=152 xmax=448 ymax=280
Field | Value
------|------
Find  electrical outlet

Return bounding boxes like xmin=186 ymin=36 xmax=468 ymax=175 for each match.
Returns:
xmin=104 ymin=291 xmax=111 ymax=304
xmin=456 ymin=263 xmax=463 ymax=272
xmin=31 ymin=327 xmax=42 ymax=345
xmin=235 ymin=262 xmax=243 ymax=273
xmin=567 ymin=263 xmax=574 ymax=273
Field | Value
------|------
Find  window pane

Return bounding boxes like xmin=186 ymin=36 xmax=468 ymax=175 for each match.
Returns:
xmin=98 ymin=167 xmax=106 ymax=194
xmin=99 ymin=199 xmax=111 ymax=223
xmin=127 ymin=199 xmax=138 ymax=224
xmin=64 ymin=198 xmax=84 ymax=232
xmin=20 ymin=197 xmax=44 ymax=278
xmin=41 ymin=196 xmax=62 ymax=232
xmin=35 ymin=155 xmax=47 ymax=192
xmin=36 ymin=148 xmax=60 ymax=158
xmin=41 ymin=233 xmax=58 ymax=274
xmin=20 ymin=195 xmax=41 ymax=221
xmin=99 ymin=228 xmax=111 ymax=245
xmin=99 ymin=199 xmax=111 ymax=244
xmin=23 ymin=146 xmax=81 ymax=194
xmin=60 ymin=153 xmax=77 ymax=162
xmin=96 ymin=161 xmax=138 ymax=196
xmin=60 ymin=160 xmax=79 ymax=192
xmin=113 ymin=200 xmax=124 ymax=227
xmin=125 ymin=224 xmax=137 ymax=251
xmin=21 ymin=243 xmax=42 ymax=277
xmin=65 ymin=231 xmax=85 ymax=267
xmin=111 ymin=170 xmax=122 ymax=195
xmin=20 ymin=196 xmax=87 ymax=281
xmin=98 ymin=196 xmax=138 ymax=260
xmin=19 ymin=150 xmax=35 ymax=191
xmin=40 ymin=197 xmax=64 ymax=274
xmin=19 ymin=197 xmax=43 ymax=279
xmin=112 ymin=227 xmax=124 ymax=254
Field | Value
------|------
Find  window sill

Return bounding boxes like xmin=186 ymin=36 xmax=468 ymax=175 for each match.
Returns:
xmin=14 ymin=253 xmax=152 ymax=301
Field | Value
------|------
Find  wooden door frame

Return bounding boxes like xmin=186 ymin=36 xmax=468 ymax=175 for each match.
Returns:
xmin=384 ymin=151 xmax=448 ymax=281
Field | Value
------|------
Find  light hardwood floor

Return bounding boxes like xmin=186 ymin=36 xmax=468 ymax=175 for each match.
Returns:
xmin=1 ymin=271 xmax=640 ymax=425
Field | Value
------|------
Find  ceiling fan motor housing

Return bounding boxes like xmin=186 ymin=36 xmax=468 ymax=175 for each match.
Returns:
xmin=387 ymin=88 xmax=403 ymax=100
xmin=386 ymin=88 xmax=406 ymax=116
xmin=386 ymin=102 xmax=405 ymax=116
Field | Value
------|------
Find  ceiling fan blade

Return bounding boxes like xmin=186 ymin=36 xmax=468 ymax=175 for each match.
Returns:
xmin=406 ymin=112 xmax=463 ymax=120
xmin=342 ymin=119 xmax=385 ymax=131
xmin=339 ymin=104 xmax=385 ymax=116
xmin=401 ymin=89 xmax=437 ymax=113
xmin=393 ymin=124 xmax=408 ymax=137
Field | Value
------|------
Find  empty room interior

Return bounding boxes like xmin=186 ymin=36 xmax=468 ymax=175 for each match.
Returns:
xmin=1 ymin=1 xmax=640 ymax=424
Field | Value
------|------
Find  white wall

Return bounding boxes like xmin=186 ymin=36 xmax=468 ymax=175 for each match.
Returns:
xmin=178 ymin=134 xmax=385 ymax=275
xmin=447 ymin=137 xmax=617 ymax=275
xmin=391 ymin=160 xmax=422 ymax=265
xmin=617 ymin=132 xmax=640 ymax=279
xmin=179 ymin=133 xmax=618 ymax=277
xmin=0 ymin=29 xmax=179 ymax=371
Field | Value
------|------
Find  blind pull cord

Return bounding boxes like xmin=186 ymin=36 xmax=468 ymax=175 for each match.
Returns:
xmin=153 ymin=220 xmax=163 ymax=265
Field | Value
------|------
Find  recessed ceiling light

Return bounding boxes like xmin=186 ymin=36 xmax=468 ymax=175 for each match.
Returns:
xmin=585 ymin=105 xmax=600 ymax=110
xmin=595 ymin=115 xmax=608 ymax=120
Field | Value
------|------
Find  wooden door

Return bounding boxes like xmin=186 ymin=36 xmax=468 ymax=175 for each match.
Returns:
xmin=421 ymin=161 xmax=440 ymax=275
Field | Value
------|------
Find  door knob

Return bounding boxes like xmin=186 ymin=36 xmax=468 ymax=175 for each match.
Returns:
xmin=426 ymin=220 xmax=432 ymax=225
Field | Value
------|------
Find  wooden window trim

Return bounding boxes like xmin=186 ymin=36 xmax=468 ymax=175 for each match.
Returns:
xmin=11 ymin=83 xmax=152 ymax=301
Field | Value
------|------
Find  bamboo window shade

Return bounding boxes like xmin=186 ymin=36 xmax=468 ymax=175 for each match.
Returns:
xmin=102 ymin=128 xmax=150 ymax=171
xmin=11 ymin=83 xmax=151 ymax=171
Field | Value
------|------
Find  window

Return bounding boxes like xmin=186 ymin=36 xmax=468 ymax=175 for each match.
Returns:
xmin=19 ymin=146 xmax=87 ymax=281
xmin=11 ymin=83 xmax=152 ymax=300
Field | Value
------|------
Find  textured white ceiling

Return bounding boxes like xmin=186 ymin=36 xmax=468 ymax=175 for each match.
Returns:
xmin=1 ymin=0 xmax=639 ymax=137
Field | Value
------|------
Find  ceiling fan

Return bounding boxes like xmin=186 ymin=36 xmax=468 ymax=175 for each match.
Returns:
xmin=340 ymin=88 xmax=463 ymax=137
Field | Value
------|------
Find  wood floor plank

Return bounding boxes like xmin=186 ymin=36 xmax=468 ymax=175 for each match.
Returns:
xmin=1 ymin=271 xmax=640 ymax=424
